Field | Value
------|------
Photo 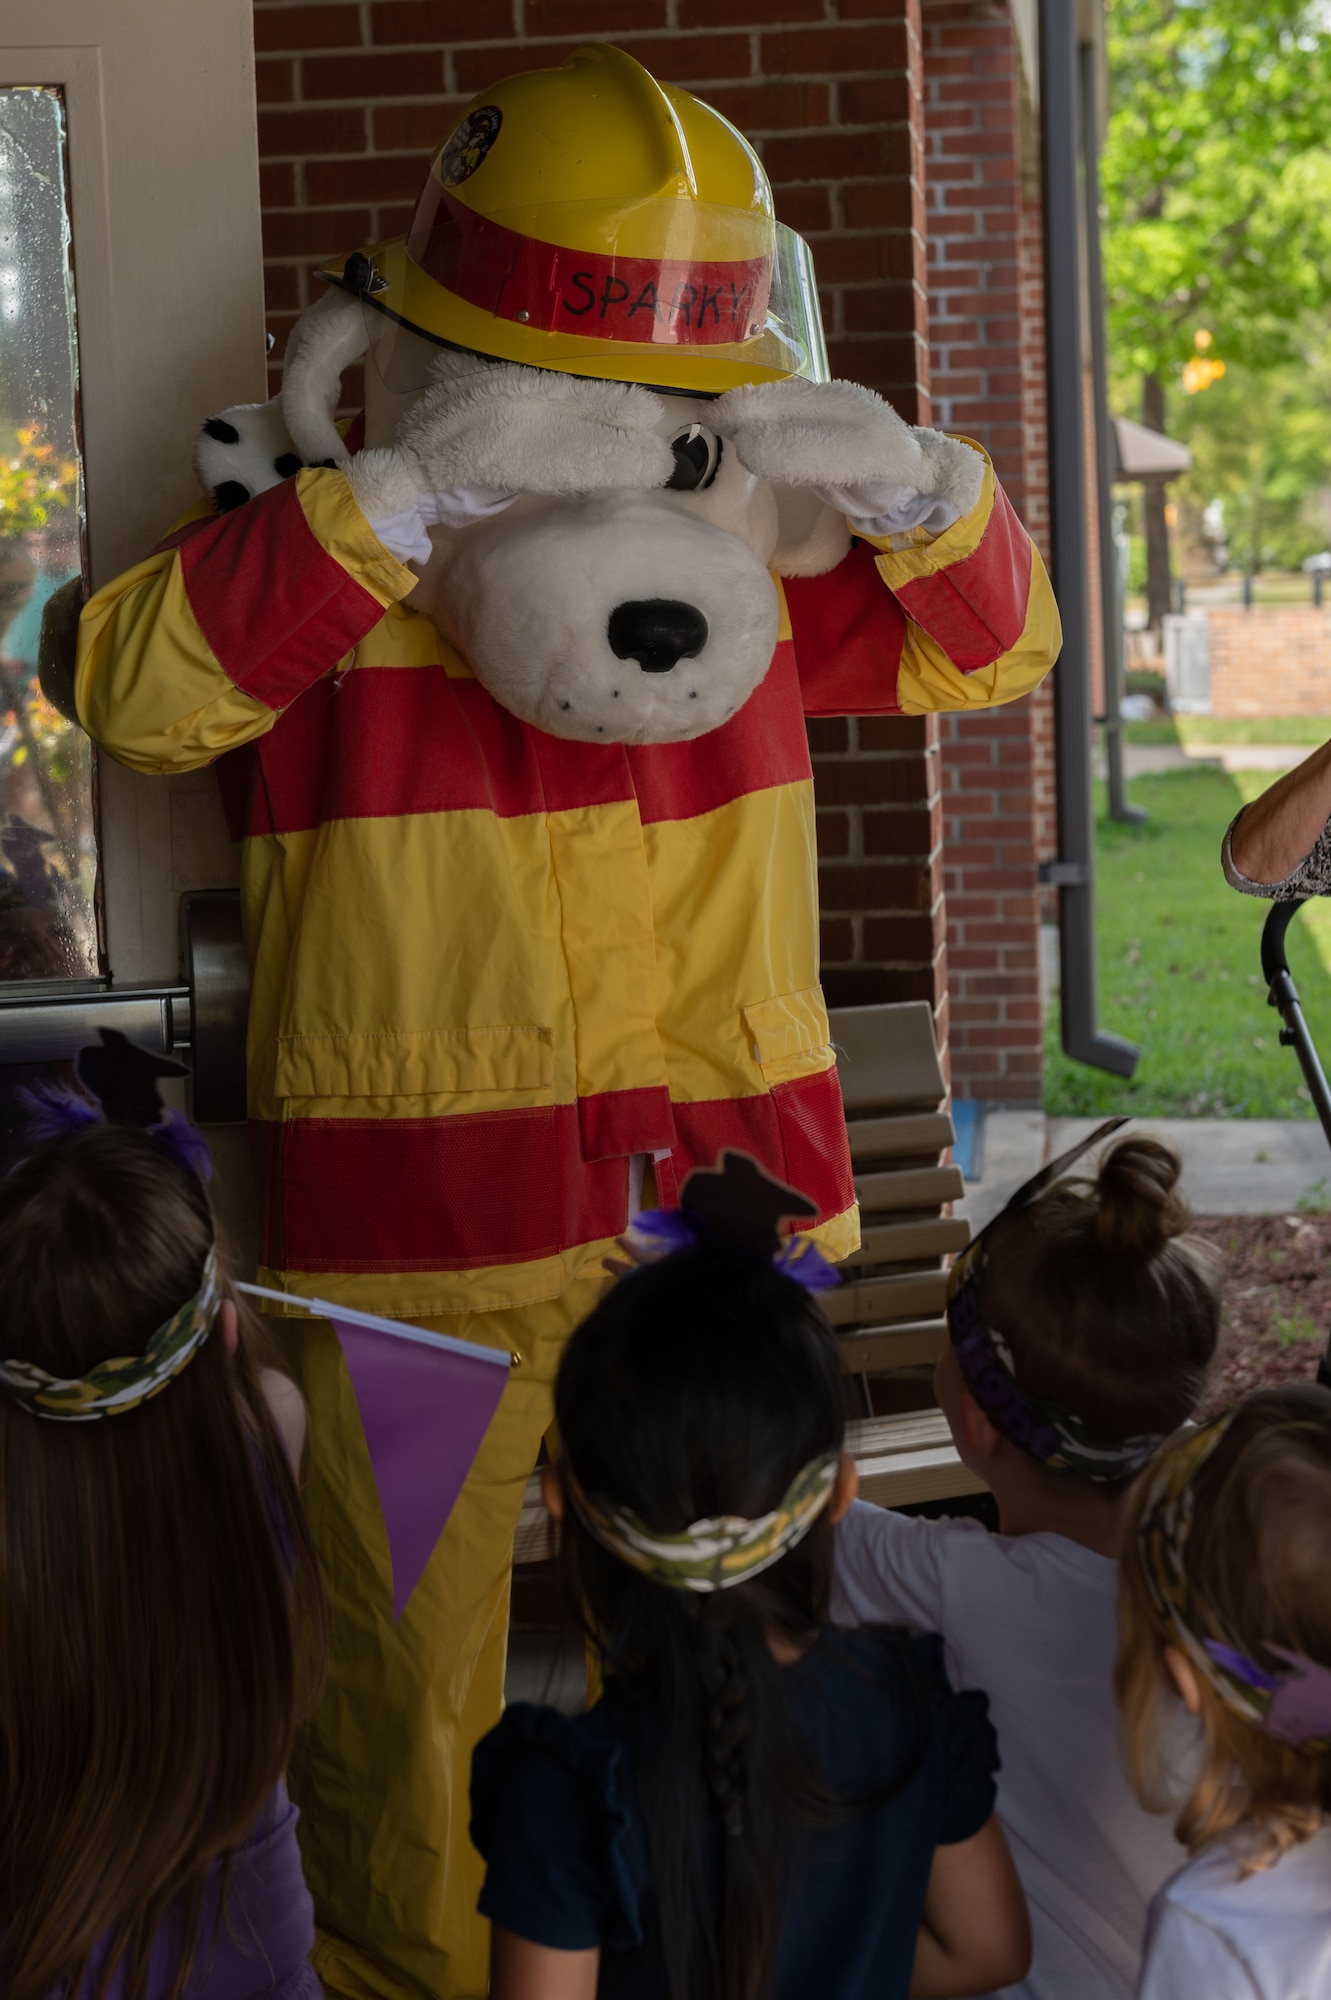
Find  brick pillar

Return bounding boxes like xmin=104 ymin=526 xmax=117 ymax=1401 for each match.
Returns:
xmin=254 ymin=0 xmax=945 ymax=1051
xmin=922 ymin=0 xmax=1046 ymax=1103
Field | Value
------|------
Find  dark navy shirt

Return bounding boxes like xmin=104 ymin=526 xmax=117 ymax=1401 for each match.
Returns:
xmin=471 ymin=1625 xmax=998 ymax=2000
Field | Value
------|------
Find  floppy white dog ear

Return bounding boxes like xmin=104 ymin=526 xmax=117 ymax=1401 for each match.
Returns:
xmin=280 ymin=290 xmax=370 ymax=467
xmin=398 ymin=351 xmax=673 ymax=493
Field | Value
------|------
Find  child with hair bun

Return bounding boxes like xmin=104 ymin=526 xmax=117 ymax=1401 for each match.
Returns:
xmin=470 ymin=1155 xmax=1031 ymax=2000
xmin=0 ymin=1108 xmax=327 ymax=2000
xmin=833 ymin=1130 xmax=1223 ymax=2000
xmin=1118 ymin=1384 xmax=1331 ymax=1999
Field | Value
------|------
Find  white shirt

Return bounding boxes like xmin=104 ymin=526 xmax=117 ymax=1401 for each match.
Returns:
xmin=832 ymin=1500 xmax=1192 ymax=2000
xmin=1139 ymin=1823 xmax=1331 ymax=1998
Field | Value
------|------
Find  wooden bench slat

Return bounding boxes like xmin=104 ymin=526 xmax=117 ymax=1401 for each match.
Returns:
xmin=852 ymin=1216 xmax=970 ymax=1264
xmin=822 ymin=1268 xmax=949 ymax=1327
xmin=514 ymin=1486 xmax=552 ymax=1566
xmin=847 ymin=1110 xmax=955 ymax=1160
xmin=846 ymin=1410 xmax=987 ymax=1507
xmin=854 ymin=1164 xmax=965 ymax=1212
xmin=829 ymin=1000 xmax=946 ymax=1114
xmin=838 ymin=1318 xmax=947 ymax=1374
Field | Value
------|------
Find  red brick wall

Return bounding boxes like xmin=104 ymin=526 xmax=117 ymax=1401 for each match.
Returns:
xmin=1203 ymin=607 xmax=1331 ymax=715
xmin=254 ymin=3 xmax=939 ymax=416
xmin=252 ymin=0 xmax=952 ymax=1042
xmin=922 ymin=0 xmax=1046 ymax=1102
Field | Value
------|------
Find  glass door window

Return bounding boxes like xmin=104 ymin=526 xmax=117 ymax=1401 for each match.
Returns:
xmin=0 ymin=84 xmax=96 ymax=982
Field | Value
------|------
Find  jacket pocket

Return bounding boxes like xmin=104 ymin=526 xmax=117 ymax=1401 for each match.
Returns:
xmin=273 ymin=1024 xmax=555 ymax=1100
xmin=740 ymin=987 xmax=834 ymax=1089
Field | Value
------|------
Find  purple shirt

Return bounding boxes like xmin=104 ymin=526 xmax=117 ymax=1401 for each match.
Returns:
xmin=71 ymin=1780 xmax=319 ymax=2000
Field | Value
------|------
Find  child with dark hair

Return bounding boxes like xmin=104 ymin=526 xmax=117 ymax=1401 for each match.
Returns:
xmin=833 ymin=1132 xmax=1223 ymax=2000
xmin=0 ymin=1115 xmax=328 ymax=2000
xmin=1118 ymin=1385 xmax=1331 ymax=1999
xmin=469 ymin=1160 xmax=1031 ymax=2000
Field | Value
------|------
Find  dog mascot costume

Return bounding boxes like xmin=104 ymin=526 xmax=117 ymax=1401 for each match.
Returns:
xmin=76 ymin=45 xmax=1058 ymax=2000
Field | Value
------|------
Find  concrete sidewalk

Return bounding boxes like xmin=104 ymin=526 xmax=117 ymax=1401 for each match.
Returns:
xmin=1099 ymin=743 xmax=1314 ymax=779
xmin=956 ymin=1110 xmax=1331 ymax=1232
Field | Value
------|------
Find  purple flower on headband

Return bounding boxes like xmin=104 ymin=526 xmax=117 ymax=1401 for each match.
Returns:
xmin=1203 ymin=1640 xmax=1331 ymax=1746
xmin=948 ymin=1276 xmax=1061 ymax=1463
xmin=12 ymin=1086 xmax=213 ymax=1185
xmin=631 ymin=1208 xmax=703 ymax=1258
xmin=16 ymin=1082 xmax=101 ymax=1143
xmin=627 ymin=1204 xmax=839 ymax=1296
xmin=773 ymin=1236 xmax=840 ymax=1292
xmin=1203 ymin=1640 xmax=1280 ymax=1695
xmin=156 ymin=1108 xmax=214 ymax=1184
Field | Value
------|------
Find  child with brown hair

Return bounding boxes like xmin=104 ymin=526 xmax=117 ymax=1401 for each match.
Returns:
xmin=1118 ymin=1384 xmax=1331 ymax=1998
xmin=832 ymin=1130 xmax=1223 ymax=2000
xmin=471 ymin=1155 xmax=1031 ymax=2000
xmin=0 ymin=1108 xmax=327 ymax=2000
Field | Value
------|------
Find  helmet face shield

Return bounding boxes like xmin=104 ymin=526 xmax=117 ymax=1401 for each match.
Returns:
xmin=342 ymin=193 xmax=827 ymax=396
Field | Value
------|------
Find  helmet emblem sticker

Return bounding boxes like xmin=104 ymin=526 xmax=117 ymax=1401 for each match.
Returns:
xmin=440 ymin=107 xmax=502 ymax=187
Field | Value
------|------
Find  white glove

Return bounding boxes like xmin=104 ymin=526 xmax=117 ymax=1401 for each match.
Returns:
xmin=711 ymin=377 xmax=985 ymax=539
xmin=361 ymin=483 xmax=520 ymax=566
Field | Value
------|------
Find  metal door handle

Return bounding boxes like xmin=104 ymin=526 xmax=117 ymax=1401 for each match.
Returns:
xmin=179 ymin=889 xmax=249 ymax=1123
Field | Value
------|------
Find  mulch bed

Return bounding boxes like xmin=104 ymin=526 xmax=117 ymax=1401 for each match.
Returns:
xmin=1195 ymin=1213 xmax=1331 ymax=1418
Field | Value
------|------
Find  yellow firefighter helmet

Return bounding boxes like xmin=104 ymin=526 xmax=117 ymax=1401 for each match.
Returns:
xmin=317 ymin=43 xmax=828 ymax=394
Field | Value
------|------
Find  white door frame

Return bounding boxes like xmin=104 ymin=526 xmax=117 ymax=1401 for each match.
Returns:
xmin=6 ymin=3 xmax=267 ymax=981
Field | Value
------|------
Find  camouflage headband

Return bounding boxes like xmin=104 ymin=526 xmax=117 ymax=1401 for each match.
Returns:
xmin=563 ymin=1450 xmax=841 ymax=1594
xmin=0 ymin=1245 xmax=222 ymax=1421
xmin=1136 ymin=1411 xmax=1331 ymax=1750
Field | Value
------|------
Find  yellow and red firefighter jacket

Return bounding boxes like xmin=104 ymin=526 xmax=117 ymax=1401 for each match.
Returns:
xmin=75 ymin=447 xmax=1058 ymax=1322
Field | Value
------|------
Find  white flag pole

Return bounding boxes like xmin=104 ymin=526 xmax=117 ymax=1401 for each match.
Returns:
xmin=235 ymin=1281 xmax=512 ymax=1370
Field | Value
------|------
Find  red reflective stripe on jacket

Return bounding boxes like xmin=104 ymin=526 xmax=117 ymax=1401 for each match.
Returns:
xmin=672 ymin=1069 xmax=854 ymax=1225
xmin=254 ymin=1067 xmax=850 ymax=1273
xmin=179 ymin=479 xmax=385 ymax=710
xmin=225 ymin=639 xmax=813 ymax=839
xmin=892 ymin=483 xmax=1034 ymax=670
xmin=626 ymin=639 xmax=810 ymax=822
xmin=784 ymin=539 xmax=907 ymax=717
xmin=578 ymin=1086 xmax=676 ymax=1162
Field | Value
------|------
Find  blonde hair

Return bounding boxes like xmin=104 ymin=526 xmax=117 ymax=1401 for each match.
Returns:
xmin=1117 ymin=1386 xmax=1331 ymax=1866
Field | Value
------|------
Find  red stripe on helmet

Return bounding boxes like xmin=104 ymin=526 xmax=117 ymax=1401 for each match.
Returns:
xmin=405 ymin=181 xmax=772 ymax=348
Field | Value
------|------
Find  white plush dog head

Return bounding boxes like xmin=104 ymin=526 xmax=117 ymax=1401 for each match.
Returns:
xmin=402 ymin=398 xmax=836 ymax=745
xmin=199 ymin=291 xmax=956 ymax=746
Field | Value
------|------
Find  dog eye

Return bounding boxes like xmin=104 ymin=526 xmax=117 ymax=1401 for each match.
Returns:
xmin=666 ymin=424 xmax=721 ymax=492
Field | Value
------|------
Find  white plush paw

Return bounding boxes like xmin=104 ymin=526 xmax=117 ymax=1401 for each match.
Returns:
xmin=396 ymin=352 xmax=675 ymax=495
xmin=344 ymin=445 xmax=431 ymax=525
xmin=712 ymin=377 xmax=923 ymax=489
xmin=712 ymin=375 xmax=985 ymax=528
xmin=193 ymin=398 xmax=308 ymax=513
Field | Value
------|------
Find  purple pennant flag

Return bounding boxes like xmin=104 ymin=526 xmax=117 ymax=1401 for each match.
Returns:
xmin=239 ymin=1285 xmax=510 ymax=1621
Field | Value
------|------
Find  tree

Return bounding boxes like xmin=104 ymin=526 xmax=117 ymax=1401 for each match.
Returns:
xmin=1170 ymin=350 xmax=1331 ymax=574
xmin=1101 ymin=1 xmax=1331 ymax=613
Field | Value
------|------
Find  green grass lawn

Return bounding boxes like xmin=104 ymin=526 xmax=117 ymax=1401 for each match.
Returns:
xmin=1043 ymin=766 xmax=1331 ymax=1119
xmin=1124 ymin=716 xmax=1331 ymax=747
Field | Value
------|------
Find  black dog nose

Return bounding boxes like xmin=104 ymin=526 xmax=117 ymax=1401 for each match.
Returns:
xmin=607 ymin=599 xmax=708 ymax=674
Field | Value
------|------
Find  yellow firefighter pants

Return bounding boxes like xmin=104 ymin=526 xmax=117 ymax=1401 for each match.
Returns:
xmin=274 ymin=1275 xmax=610 ymax=2000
